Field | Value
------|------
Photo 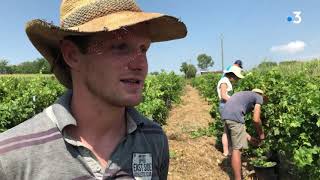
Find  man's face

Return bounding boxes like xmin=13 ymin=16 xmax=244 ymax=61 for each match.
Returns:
xmin=76 ymin=24 xmax=151 ymax=107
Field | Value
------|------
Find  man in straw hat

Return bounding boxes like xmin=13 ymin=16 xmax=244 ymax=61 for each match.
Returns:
xmin=220 ymin=89 xmax=267 ymax=180
xmin=0 ymin=0 xmax=187 ymax=179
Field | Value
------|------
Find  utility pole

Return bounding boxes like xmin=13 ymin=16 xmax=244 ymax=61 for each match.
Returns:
xmin=220 ymin=34 xmax=224 ymax=71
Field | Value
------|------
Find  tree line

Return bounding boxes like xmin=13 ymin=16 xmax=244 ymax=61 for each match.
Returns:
xmin=1 ymin=54 xmax=214 ymax=77
xmin=180 ymin=53 xmax=214 ymax=78
xmin=0 ymin=58 xmax=51 ymax=74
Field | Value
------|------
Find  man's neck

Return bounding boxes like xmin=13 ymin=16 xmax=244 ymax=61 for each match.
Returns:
xmin=70 ymin=89 xmax=127 ymax=142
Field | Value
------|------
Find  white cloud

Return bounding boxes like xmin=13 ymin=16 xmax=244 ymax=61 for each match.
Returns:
xmin=270 ymin=41 xmax=306 ymax=54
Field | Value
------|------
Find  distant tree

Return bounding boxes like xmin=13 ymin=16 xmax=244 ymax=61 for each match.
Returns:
xmin=150 ymin=71 xmax=159 ymax=75
xmin=279 ymin=60 xmax=299 ymax=66
xmin=19 ymin=61 xmax=37 ymax=73
xmin=35 ymin=58 xmax=51 ymax=74
xmin=180 ymin=62 xmax=188 ymax=74
xmin=197 ymin=54 xmax=214 ymax=71
xmin=186 ymin=64 xmax=197 ymax=78
xmin=7 ymin=58 xmax=51 ymax=74
xmin=0 ymin=59 xmax=9 ymax=74
xmin=7 ymin=65 xmax=16 ymax=74
xmin=257 ymin=61 xmax=278 ymax=69
xmin=180 ymin=62 xmax=197 ymax=78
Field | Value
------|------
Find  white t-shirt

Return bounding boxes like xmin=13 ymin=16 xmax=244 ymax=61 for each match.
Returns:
xmin=217 ymin=77 xmax=233 ymax=100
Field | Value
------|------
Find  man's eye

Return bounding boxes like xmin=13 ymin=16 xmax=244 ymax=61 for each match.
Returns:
xmin=112 ymin=43 xmax=129 ymax=51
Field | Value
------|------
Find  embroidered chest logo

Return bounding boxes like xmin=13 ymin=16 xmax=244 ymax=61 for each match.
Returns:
xmin=132 ymin=153 xmax=152 ymax=180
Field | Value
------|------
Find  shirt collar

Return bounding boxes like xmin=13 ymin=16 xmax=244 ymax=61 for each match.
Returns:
xmin=50 ymin=90 xmax=144 ymax=134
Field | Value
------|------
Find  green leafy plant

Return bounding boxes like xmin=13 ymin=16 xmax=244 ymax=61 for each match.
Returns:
xmin=251 ymin=156 xmax=277 ymax=168
xmin=0 ymin=72 xmax=185 ymax=131
xmin=192 ymin=60 xmax=320 ymax=178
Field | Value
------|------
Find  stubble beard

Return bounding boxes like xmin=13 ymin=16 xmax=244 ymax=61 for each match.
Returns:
xmin=85 ymin=79 xmax=142 ymax=108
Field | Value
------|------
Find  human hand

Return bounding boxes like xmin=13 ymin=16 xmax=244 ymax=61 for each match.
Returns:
xmin=247 ymin=134 xmax=260 ymax=146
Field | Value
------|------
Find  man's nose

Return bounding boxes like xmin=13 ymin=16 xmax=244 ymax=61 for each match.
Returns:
xmin=127 ymin=51 xmax=148 ymax=71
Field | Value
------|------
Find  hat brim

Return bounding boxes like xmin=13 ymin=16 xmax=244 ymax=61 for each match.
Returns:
xmin=234 ymin=72 xmax=244 ymax=79
xmin=252 ymin=89 xmax=264 ymax=94
xmin=25 ymin=11 xmax=187 ymax=88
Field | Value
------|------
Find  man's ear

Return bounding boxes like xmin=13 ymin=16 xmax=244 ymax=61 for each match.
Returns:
xmin=60 ymin=40 xmax=82 ymax=72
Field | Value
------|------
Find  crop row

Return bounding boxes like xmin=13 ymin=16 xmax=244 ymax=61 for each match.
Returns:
xmin=0 ymin=72 xmax=184 ymax=132
xmin=192 ymin=65 xmax=320 ymax=178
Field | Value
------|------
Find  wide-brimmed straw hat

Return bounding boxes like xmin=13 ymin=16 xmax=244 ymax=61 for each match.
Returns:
xmin=224 ymin=66 xmax=244 ymax=79
xmin=25 ymin=0 xmax=187 ymax=88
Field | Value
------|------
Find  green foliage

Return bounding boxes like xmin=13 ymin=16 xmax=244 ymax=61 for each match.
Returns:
xmin=149 ymin=71 xmax=159 ymax=75
xmin=0 ymin=59 xmax=9 ymax=74
xmin=251 ymin=156 xmax=277 ymax=168
xmin=197 ymin=54 xmax=214 ymax=70
xmin=190 ymin=122 xmax=217 ymax=139
xmin=0 ymin=58 xmax=51 ymax=74
xmin=137 ymin=71 xmax=185 ymax=125
xmin=192 ymin=60 xmax=320 ymax=178
xmin=169 ymin=150 xmax=178 ymax=159
xmin=0 ymin=75 xmax=65 ymax=131
xmin=180 ymin=62 xmax=197 ymax=79
xmin=0 ymin=72 xmax=184 ymax=131
xmin=256 ymin=61 xmax=277 ymax=69
xmin=191 ymin=73 xmax=221 ymax=104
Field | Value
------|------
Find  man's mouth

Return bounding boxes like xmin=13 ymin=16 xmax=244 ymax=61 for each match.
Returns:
xmin=120 ymin=79 xmax=142 ymax=84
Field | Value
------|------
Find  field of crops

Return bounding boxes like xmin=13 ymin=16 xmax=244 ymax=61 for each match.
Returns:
xmin=1 ymin=60 xmax=319 ymax=178
xmin=0 ymin=72 xmax=184 ymax=132
xmin=192 ymin=60 xmax=320 ymax=179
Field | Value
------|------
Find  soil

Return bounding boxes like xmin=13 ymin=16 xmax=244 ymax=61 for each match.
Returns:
xmin=163 ymin=85 xmax=234 ymax=180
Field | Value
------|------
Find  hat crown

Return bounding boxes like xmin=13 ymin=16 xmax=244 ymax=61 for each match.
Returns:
xmin=60 ymin=0 xmax=141 ymax=28
xmin=228 ymin=65 xmax=241 ymax=73
xmin=252 ymin=89 xmax=264 ymax=95
xmin=224 ymin=65 xmax=244 ymax=79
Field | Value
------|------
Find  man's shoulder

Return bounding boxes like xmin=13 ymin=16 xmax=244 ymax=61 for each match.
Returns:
xmin=127 ymin=107 xmax=165 ymax=135
xmin=0 ymin=109 xmax=56 ymax=146
xmin=139 ymin=118 xmax=165 ymax=135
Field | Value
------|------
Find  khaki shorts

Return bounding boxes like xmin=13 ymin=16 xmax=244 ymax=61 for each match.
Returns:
xmin=225 ymin=120 xmax=248 ymax=150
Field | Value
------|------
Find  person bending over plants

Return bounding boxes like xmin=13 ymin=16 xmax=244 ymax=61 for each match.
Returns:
xmin=220 ymin=89 xmax=267 ymax=180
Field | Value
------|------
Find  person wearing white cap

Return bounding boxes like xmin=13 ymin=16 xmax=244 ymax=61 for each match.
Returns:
xmin=221 ymin=89 xmax=267 ymax=180
xmin=216 ymin=65 xmax=244 ymax=156
xmin=223 ymin=60 xmax=243 ymax=73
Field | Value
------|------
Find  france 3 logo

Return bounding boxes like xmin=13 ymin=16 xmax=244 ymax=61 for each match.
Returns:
xmin=287 ymin=11 xmax=302 ymax=24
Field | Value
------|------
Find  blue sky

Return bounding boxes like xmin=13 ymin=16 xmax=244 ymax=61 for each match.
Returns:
xmin=0 ymin=0 xmax=319 ymax=73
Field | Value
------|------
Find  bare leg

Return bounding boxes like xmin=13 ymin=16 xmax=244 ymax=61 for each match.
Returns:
xmin=231 ymin=149 xmax=242 ymax=180
xmin=222 ymin=133 xmax=229 ymax=156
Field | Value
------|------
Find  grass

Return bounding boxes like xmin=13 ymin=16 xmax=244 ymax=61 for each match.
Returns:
xmin=190 ymin=127 xmax=211 ymax=139
xmin=169 ymin=150 xmax=178 ymax=159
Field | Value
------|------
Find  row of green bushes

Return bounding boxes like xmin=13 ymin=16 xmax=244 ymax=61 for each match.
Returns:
xmin=137 ymin=71 xmax=185 ymax=125
xmin=0 ymin=72 xmax=184 ymax=132
xmin=192 ymin=62 xmax=320 ymax=179
xmin=0 ymin=76 xmax=65 ymax=132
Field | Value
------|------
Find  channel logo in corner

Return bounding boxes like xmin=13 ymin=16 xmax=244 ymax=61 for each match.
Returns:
xmin=132 ymin=153 xmax=152 ymax=180
xmin=287 ymin=11 xmax=302 ymax=24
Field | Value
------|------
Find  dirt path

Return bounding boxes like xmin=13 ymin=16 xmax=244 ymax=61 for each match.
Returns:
xmin=163 ymin=85 xmax=232 ymax=180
